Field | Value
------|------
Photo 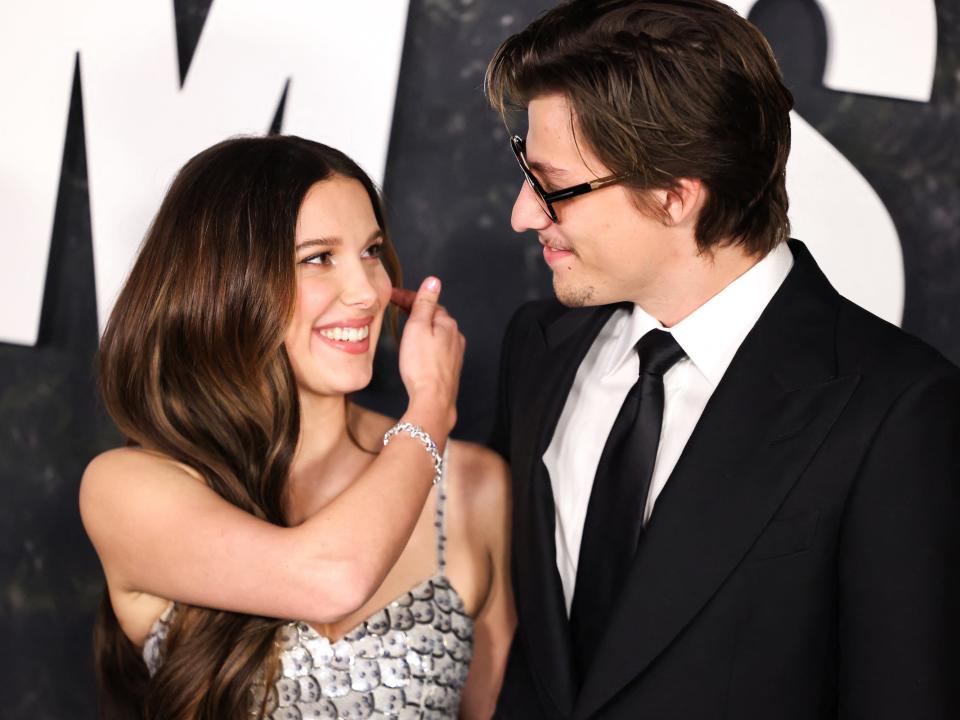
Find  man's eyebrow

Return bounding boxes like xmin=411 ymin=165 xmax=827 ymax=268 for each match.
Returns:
xmin=295 ymin=229 xmax=383 ymax=251
xmin=528 ymin=160 xmax=571 ymax=179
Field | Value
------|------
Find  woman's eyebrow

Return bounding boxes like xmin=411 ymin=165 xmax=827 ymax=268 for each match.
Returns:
xmin=296 ymin=237 xmax=341 ymax=250
xmin=296 ymin=229 xmax=382 ymax=251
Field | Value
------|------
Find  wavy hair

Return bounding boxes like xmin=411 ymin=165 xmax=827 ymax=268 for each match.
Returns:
xmin=94 ymin=135 xmax=401 ymax=718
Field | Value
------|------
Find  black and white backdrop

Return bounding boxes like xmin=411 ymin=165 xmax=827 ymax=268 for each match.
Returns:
xmin=1 ymin=1 xmax=958 ymax=716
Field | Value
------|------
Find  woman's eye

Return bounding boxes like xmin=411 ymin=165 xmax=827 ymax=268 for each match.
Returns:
xmin=302 ymin=252 xmax=333 ymax=266
xmin=364 ymin=243 xmax=384 ymax=259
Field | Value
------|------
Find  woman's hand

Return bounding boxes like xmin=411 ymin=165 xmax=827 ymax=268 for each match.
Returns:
xmin=392 ymin=277 xmax=465 ymax=438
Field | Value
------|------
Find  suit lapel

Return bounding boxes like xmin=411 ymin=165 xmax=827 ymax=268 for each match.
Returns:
xmin=572 ymin=241 xmax=861 ymax=719
xmin=513 ymin=303 xmax=622 ymax=719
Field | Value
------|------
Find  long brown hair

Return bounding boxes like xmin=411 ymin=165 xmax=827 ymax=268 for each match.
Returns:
xmin=486 ymin=0 xmax=795 ymax=256
xmin=94 ymin=135 xmax=401 ymax=718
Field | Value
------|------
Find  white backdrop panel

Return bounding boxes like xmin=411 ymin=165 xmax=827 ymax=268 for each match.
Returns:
xmin=0 ymin=0 xmax=409 ymax=345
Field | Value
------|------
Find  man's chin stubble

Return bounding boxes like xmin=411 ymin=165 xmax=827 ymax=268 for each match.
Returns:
xmin=554 ymin=278 xmax=596 ymax=307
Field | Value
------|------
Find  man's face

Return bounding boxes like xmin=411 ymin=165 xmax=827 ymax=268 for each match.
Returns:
xmin=512 ymin=93 xmax=678 ymax=307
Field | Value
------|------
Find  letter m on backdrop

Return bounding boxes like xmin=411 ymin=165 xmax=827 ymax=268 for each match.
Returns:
xmin=0 ymin=1 xmax=409 ymax=346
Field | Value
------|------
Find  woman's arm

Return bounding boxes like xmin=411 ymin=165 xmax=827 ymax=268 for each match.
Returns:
xmin=80 ymin=277 xmax=464 ymax=628
xmin=459 ymin=449 xmax=516 ymax=720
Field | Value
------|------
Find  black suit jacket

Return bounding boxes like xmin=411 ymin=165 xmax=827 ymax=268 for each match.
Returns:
xmin=491 ymin=241 xmax=960 ymax=720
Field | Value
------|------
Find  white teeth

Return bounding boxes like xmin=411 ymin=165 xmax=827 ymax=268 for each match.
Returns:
xmin=319 ymin=325 xmax=370 ymax=342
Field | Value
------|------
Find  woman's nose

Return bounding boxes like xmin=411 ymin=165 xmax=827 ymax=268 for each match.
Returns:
xmin=340 ymin=263 xmax=379 ymax=309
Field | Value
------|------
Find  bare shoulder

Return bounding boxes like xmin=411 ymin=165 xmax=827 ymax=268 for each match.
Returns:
xmin=446 ymin=441 xmax=511 ymax=525
xmin=79 ymin=447 xmax=203 ymax=538
xmin=85 ymin=445 xmax=198 ymax=474
xmin=447 ymin=441 xmax=509 ymax=484
xmin=82 ymin=446 xmax=201 ymax=494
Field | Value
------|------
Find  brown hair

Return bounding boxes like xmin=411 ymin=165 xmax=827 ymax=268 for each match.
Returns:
xmin=486 ymin=0 xmax=795 ymax=256
xmin=94 ymin=135 xmax=401 ymax=718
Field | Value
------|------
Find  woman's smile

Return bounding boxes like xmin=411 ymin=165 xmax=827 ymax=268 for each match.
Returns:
xmin=313 ymin=316 xmax=373 ymax=354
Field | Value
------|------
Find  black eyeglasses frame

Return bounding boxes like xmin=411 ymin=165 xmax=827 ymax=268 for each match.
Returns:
xmin=510 ymin=134 xmax=631 ymax=222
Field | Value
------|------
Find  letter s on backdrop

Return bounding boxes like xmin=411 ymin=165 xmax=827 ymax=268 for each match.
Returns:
xmin=728 ymin=0 xmax=938 ymax=326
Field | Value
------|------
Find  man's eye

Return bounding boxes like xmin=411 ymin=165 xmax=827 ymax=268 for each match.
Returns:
xmin=302 ymin=252 xmax=333 ymax=265
xmin=535 ymin=175 xmax=557 ymax=193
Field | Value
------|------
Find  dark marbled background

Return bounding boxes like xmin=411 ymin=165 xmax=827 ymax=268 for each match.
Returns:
xmin=1 ymin=0 xmax=957 ymax=716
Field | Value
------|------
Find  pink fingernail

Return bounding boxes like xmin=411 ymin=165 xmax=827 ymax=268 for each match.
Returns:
xmin=425 ymin=277 xmax=440 ymax=292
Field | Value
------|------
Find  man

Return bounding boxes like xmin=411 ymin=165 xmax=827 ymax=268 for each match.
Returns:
xmin=486 ymin=1 xmax=960 ymax=718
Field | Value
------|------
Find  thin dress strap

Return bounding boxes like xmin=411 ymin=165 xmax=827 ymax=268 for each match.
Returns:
xmin=436 ymin=444 xmax=450 ymax=575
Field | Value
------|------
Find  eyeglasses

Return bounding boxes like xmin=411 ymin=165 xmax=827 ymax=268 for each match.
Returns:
xmin=510 ymin=135 xmax=630 ymax=223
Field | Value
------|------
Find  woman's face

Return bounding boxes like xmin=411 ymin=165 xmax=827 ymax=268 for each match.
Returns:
xmin=284 ymin=175 xmax=393 ymax=399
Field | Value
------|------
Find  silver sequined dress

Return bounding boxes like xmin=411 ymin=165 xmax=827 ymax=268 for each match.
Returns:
xmin=142 ymin=461 xmax=474 ymax=719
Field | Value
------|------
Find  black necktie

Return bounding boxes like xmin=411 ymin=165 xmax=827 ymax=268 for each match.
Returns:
xmin=569 ymin=329 xmax=686 ymax=680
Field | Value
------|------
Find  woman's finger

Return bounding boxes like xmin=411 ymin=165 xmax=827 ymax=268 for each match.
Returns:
xmin=407 ymin=277 xmax=442 ymax=323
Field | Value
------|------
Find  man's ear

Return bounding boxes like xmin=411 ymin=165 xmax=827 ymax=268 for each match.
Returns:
xmin=661 ymin=178 xmax=704 ymax=227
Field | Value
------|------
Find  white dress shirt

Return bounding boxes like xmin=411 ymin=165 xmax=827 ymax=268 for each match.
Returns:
xmin=543 ymin=241 xmax=794 ymax=613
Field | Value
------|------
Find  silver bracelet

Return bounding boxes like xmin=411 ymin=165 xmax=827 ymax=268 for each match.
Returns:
xmin=383 ymin=422 xmax=444 ymax=485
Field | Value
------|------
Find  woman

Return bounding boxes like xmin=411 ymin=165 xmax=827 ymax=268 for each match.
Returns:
xmin=79 ymin=135 xmax=514 ymax=719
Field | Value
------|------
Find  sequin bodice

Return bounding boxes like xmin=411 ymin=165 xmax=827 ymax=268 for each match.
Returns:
xmin=142 ymin=460 xmax=474 ymax=719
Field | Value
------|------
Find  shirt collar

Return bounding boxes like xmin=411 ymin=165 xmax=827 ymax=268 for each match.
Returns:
xmin=601 ymin=302 xmax=662 ymax=379
xmin=603 ymin=241 xmax=794 ymax=386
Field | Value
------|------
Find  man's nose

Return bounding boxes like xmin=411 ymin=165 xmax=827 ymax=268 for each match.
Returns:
xmin=511 ymin=181 xmax=552 ymax=234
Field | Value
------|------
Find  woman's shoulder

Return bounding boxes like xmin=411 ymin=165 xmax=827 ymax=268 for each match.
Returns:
xmin=79 ymin=447 xmax=204 ymax=531
xmin=447 ymin=441 xmax=509 ymax=486
xmin=83 ymin=446 xmax=202 ymax=490
xmin=446 ymin=440 xmax=510 ymax=525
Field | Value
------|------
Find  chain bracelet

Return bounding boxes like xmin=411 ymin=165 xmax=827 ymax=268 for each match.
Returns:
xmin=383 ymin=422 xmax=444 ymax=485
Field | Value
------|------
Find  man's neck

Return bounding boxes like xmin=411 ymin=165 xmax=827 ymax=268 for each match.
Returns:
xmin=637 ymin=243 xmax=764 ymax=328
